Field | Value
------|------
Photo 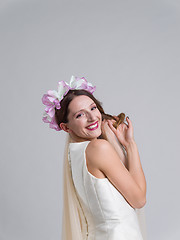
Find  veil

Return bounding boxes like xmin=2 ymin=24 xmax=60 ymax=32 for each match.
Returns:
xmin=61 ymin=133 xmax=147 ymax=240
xmin=61 ymin=133 xmax=87 ymax=240
xmin=135 ymin=207 xmax=147 ymax=240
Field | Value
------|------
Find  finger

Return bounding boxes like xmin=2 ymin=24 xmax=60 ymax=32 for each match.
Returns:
xmin=126 ymin=116 xmax=132 ymax=128
xmin=107 ymin=119 xmax=117 ymax=133
xmin=102 ymin=121 xmax=109 ymax=130
xmin=108 ymin=117 xmax=116 ymax=122
xmin=110 ymin=119 xmax=117 ymax=125
xmin=102 ymin=119 xmax=108 ymax=125
xmin=122 ymin=122 xmax=128 ymax=128
xmin=113 ymin=115 xmax=119 ymax=121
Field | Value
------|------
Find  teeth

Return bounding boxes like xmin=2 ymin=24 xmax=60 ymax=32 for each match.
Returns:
xmin=87 ymin=123 xmax=97 ymax=129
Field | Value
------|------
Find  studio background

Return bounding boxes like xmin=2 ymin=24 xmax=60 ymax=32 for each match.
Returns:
xmin=0 ymin=0 xmax=179 ymax=239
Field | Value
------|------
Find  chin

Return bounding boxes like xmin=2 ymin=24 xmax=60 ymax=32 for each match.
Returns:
xmin=90 ymin=129 xmax=102 ymax=139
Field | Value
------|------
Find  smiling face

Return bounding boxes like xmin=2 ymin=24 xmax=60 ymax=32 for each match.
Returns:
xmin=60 ymin=95 xmax=102 ymax=142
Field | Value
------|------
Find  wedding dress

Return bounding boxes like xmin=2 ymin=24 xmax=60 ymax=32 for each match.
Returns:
xmin=68 ymin=140 xmax=147 ymax=240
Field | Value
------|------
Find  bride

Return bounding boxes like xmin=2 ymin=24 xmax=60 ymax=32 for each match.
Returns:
xmin=42 ymin=76 xmax=147 ymax=239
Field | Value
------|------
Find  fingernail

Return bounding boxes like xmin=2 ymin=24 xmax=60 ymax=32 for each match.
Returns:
xmin=127 ymin=116 xmax=129 ymax=119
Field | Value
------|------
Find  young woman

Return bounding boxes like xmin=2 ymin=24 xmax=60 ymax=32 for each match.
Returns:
xmin=42 ymin=76 xmax=147 ymax=240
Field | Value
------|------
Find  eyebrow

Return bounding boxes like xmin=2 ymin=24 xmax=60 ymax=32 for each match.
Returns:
xmin=73 ymin=102 xmax=95 ymax=116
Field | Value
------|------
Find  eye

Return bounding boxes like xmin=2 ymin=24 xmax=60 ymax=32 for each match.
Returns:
xmin=76 ymin=113 xmax=82 ymax=118
xmin=91 ymin=106 xmax=97 ymax=110
xmin=76 ymin=106 xmax=97 ymax=119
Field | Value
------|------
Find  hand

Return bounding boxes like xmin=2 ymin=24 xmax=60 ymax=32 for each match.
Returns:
xmin=101 ymin=117 xmax=128 ymax=168
xmin=101 ymin=117 xmax=119 ymax=144
xmin=107 ymin=116 xmax=135 ymax=148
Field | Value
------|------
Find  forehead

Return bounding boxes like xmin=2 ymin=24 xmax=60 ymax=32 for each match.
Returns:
xmin=68 ymin=95 xmax=95 ymax=114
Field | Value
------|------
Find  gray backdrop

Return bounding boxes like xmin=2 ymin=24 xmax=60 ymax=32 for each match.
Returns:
xmin=0 ymin=0 xmax=180 ymax=239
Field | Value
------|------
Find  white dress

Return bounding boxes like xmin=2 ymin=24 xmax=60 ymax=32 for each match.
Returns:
xmin=68 ymin=140 xmax=144 ymax=240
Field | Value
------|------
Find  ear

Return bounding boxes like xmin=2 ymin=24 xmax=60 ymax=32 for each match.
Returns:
xmin=59 ymin=122 xmax=72 ymax=133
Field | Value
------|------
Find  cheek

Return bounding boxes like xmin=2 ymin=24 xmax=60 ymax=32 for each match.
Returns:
xmin=72 ymin=119 xmax=86 ymax=131
xmin=97 ymin=111 xmax=102 ymax=120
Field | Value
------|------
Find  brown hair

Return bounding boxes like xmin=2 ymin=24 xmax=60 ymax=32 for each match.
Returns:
xmin=55 ymin=89 xmax=118 ymax=137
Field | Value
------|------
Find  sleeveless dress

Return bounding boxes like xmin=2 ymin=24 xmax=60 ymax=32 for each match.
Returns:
xmin=68 ymin=140 xmax=144 ymax=240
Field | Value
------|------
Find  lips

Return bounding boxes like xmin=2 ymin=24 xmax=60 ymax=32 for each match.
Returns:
xmin=86 ymin=121 xmax=98 ymax=128
xmin=86 ymin=121 xmax=99 ymax=131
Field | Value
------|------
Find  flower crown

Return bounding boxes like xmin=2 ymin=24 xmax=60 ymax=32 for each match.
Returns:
xmin=42 ymin=75 xmax=96 ymax=131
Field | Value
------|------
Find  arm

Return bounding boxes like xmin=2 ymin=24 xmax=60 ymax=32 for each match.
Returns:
xmin=125 ymin=140 xmax=146 ymax=196
xmin=111 ymin=138 xmax=146 ymax=198
xmin=110 ymin=139 xmax=128 ymax=169
xmin=86 ymin=139 xmax=146 ymax=209
xmin=101 ymin=119 xmax=128 ymax=169
xmin=107 ymin=117 xmax=146 ymax=204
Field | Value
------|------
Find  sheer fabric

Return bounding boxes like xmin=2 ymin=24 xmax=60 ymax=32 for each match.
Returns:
xmin=61 ymin=133 xmax=87 ymax=240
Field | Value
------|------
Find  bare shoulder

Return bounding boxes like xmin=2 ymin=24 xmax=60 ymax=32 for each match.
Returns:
xmin=86 ymin=138 xmax=114 ymax=155
xmin=86 ymin=138 xmax=146 ymax=209
xmin=86 ymin=138 xmax=116 ymax=165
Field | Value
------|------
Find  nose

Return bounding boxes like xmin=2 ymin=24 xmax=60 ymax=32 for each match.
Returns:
xmin=86 ymin=111 xmax=96 ymax=121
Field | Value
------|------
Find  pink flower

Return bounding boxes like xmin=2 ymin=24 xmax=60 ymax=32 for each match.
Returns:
xmin=42 ymin=76 xmax=96 ymax=131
